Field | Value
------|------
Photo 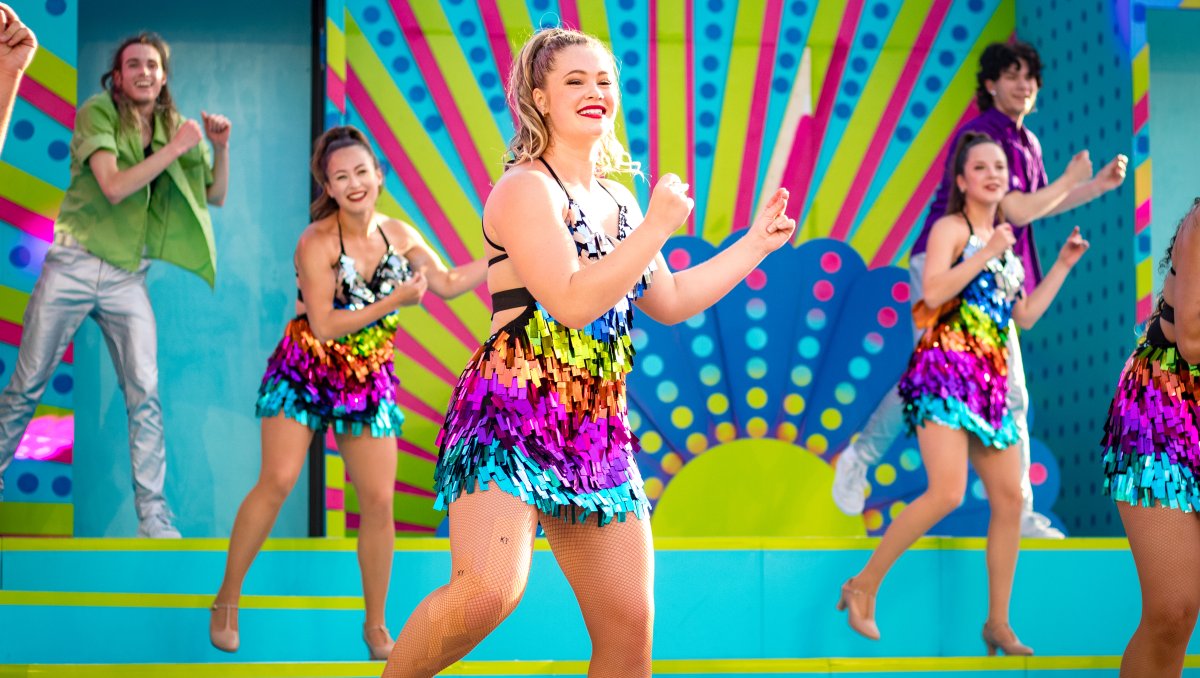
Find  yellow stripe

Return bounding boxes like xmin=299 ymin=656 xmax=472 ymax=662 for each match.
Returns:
xmin=847 ymin=0 xmax=1013 ymax=258
xmin=0 ymin=591 xmax=361 ymax=610
xmin=496 ymin=0 xmax=536 ymax=54
xmin=0 ymin=162 xmax=66 ymax=220
xmin=655 ymin=0 xmax=688 ymax=217
xmin=806 ymin=0 xmax=931 ymax=239
xmin=1138 ymin=258 xmax=1154 ymax=298
xmin=0 ymin=284 xmax=31 ymax=324
xmin=24 ymin=47 xmax=77 ymax=106
xmin=326 ymin=17 xmax=347 ymax=81
xmin=703 ymin=0 xmax=768 ymax=243
xmin=1132 ymin=46 xmax=1150 ymax=102
xmin=33 ymin=404 xmax=73 ymax=417
xmin=407 ymin=1 xmax=507 ymax=183
xmin=805 ymin=0 xmax=847 ymax=101
xmin=0 ymin=502 xmax=71 ymax=536
xmin=1135 ymin=158 xmax=1152 ymax=206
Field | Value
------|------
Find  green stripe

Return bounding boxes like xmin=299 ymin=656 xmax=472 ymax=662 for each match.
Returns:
xmin=24 ymin=47 xmax=77 ymax=106
xmin=0 ymin=503 xmax=72 ymax=536
xmin=0 ymin=591 xmax=361 ymax=610
xmin=0 ymin=162 xmax=66 ymax=219
xmin=655 ymin=0 xmax=689 ymax=231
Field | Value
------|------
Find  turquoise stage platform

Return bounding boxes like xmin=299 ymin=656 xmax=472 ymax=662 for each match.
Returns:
xmin=0 ymin=537 xmax=1196 ymax=676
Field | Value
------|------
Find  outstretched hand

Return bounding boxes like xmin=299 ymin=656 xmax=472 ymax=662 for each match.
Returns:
xmin=1093 ymin=154 xmax=1128 ymax=193
xmin=746 ymin=188 xmax=795 ymax=254
xmin=0 ymin=3 xmax=36 ymax=75
xmin=1057 ymin=226 xmax=1089 ymax=268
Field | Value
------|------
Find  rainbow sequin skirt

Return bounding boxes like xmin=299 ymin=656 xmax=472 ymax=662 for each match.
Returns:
xmin=898 ymin=302 xmax=1019 ymax=450
xmin=1101 ymin=342 xmax=1200 ymax=512
xmin=433 ymin=305 xmax=649 ymax=526
xmin=255 ymin=314 xmax=404 ymax=438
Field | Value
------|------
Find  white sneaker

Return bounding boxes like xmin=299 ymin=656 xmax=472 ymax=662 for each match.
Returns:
xmin=138 ymin=511 xmax=182 ymax=538
xmin=1019 ymin=511 xmax=1065 ymax=539
xmin=832 ymin=446 xmax=869 ymax=516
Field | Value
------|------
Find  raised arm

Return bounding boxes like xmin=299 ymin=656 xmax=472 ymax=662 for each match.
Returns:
xmin=89 ymin=119 xmax=203 ymax=205
xmin=1011 ymin=226 xmax=1089 ymax=330
xmin=1044 ymin=153 xmax=1129 ymax=218
xmin=202 ymin=111 xmax=231 ymax=207
xmin=390 ymin=220 xmax=486 ymax=299
xmin=1000 ymin=150 xmax=1092 ymax=225
xmin=491 ymin=168 xmax=691 ymax=329
xmin=635 ymin=187 xmax=795 ymax=325
xmin=0 ymin=2 xmax=36 ymax=156
xmin=296 ymin=229 xmax=428 ymax=342
xmin=921 ymin=216 xmax=1013 ymax=309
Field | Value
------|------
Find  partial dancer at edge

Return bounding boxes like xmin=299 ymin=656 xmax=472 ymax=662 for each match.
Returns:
xmin=383 ymin=27 xmax=796 ymax=678
xmin=838 ymin=132 xmax=1089 ymax=655
xmin=1102 ymin=199 xmax=1200 ymax=677
xmin=833 ymin=41 xmax=1126 ymax=538
xmin=0 ymin=2 xmax=37 ymax=155
xmin=210 ymin=126 xmax=486 ymax=659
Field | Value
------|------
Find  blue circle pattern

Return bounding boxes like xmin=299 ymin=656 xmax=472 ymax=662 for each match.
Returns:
xmin=52 ymin=374 xmax=72 ymax=395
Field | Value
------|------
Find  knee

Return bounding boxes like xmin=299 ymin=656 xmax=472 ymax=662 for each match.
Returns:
xmin=924 ymin=485 xmax=966 ymax=516
xmin=1142 ymin=600 xmax=1200 ymax=647
xmin=452 ymin=572 xmax=527 ymax=631
xmin=987 ymin=484 xmax=1024 ymax=519
xmin=356 ymin=489 xmax=395 ymax=522
xmin=605 ymin=594 xmax=655 ymax=640
xmin=253 ymin=473 xmax=296 ymax=507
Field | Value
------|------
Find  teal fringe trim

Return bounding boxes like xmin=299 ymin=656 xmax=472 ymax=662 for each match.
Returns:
xmin=255 ymin=378 xmax=404 ymax=439
xmin=1103 ymin=449 xmax=1200 ymax=513
xmin=434 ymin=439 xmax=650 ymax=527
xmin=905 ymin=393 xmax=1019 ymax=450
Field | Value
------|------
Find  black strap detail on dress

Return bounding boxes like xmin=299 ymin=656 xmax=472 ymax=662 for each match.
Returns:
xmin=483 ymin=224 xmax=509 ymax=266
xmin=539 ymin=157 xmax=571 ymax=198
xmin=492 ymin=287 xmax=536 ymax=313
xmin=961 ymin=211 xmax=975 ymax=236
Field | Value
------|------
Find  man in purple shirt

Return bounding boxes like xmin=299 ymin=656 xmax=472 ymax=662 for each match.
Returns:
xmin=833 ymin=41 xmax=1128 ymax=538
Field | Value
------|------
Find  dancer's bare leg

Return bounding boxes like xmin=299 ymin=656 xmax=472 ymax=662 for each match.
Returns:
xmin=338 ymin=432 xmax=400 ymax=644
xmin=968 ymin=438 xmax=1023 ymax=637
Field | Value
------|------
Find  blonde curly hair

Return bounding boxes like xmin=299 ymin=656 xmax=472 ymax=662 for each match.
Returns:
xmin=504 ymin=27 xmax=638 ymax=177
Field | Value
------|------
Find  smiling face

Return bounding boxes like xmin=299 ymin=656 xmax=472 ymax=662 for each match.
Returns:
xmin=323 ymin=144 xmax=382 ymax=216
xmin=986 ymin=59 xmax=1039 ymax=120
xmin=112 ymin=43 xmax=166 ymax=106
xmin=956 ymin=142 xmax=1009 ymax=207
xmin=533 ymin=44 xmax=619 ymax=145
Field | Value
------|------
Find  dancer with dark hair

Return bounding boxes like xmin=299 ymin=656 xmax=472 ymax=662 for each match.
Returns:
xmin=382 ymin=27 xmax=796 ymax=678
xmin=833 ymin=40 xmax=1128 ymax=538
xmin=0 ymin=2 xmax=36 ymax=154
xmin=1102 ymin=199 xmax=1200 ymax=677
xmin=0 ymin=33 xmax=230 ymax=537
xmin=209 ymin=126 xmax=486 ymax=660
xmin=837 ymin=132 xmax=1089 ymax=654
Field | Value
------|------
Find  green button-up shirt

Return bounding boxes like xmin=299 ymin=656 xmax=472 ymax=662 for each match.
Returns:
xmin=55 ymin=93 xmax=218 ymax=286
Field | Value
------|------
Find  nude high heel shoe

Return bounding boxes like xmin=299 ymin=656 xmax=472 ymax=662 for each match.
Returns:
xmin=364 ymin=623 xmax=395 ymax=660
xmin=982 ymin=622 xmax=1033 ymax=656
xmin=836 ymin=578 xmax=881 ymax=641
xmin=209 ymin=602 xmax=239 ymax=653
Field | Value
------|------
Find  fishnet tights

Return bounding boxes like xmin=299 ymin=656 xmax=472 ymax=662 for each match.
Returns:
xmin=381 ymin=488 xmax=654 ymax=678
xmin=1118 ymin=502 xmax=1200 ymax=678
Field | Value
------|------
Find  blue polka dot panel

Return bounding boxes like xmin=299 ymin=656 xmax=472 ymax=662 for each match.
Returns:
xmin=5 ymin=459 xmax=73 ymax=504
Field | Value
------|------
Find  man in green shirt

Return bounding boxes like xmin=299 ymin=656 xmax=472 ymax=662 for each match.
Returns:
xmin=0 ymin=33 xmax=231 ymax=537
xmin=0 ymin=2 xmax=36 ymax=155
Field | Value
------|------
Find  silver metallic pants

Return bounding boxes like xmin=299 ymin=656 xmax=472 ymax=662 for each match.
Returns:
xmin=0 ymin=240 xmax=168 ymax=520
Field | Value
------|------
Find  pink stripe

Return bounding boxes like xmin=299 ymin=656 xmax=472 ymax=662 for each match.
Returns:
xmin=1135 ymin=199 xmax=1151 ymax=233
xmin=324 ymin=428 xmax=340 ymax=451
xmin=1133 ymin=93 xmax=1149 ymax=133
xmin=396 ymin=386 xmax=444 ymax=423
xmin=870 ymin=103 xmax=977 ymax=266
xmin=388 ymin=0 xmax=494 ymax=203
xmin=558 ymin=0 xmax=580 ymax=29
xmin=419 ymin=294 xmax=478 ymax=349
xmin=647 ymin=0 xmax=658 ymax=179
xmin=395 ymin=479 xmax=436 ymax=498
xmin=326 ymin=69 xmax=347 ymax=114
xmin=685 ymin=0 xmax=695 ymax=235
xmin=786 ymin=0 xmax=865 ymax=219
xmin=731 ymin=0 xmax=785 ymax=231
xmin=397 ymin=436 xmax=439 ymax=461
xmin=1137 ymin=295 xmax=1152 ymax=324
xmin=0 ymin=195 xmax=54 ymax=241
xmin=345 ymin=513 xmax=437 ymax=533
xmin=17 ymin=76 xmax=75 ymax=130
xmin=780 ymin=115 xmax=814 ymax=220
xmin=325 ymin=487 xmax=345 ymax=510
xmin=0 ymin=318 xmax=73 ymax=364
xmin=394 ymin=326 xmax=457 ymax=384
xmin=477 ymin=0 xmax=517 ymax=125
xmin=828 ymin=0 xmax=952 ymax=241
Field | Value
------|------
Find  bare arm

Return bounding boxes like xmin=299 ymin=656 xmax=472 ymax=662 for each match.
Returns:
xmin=202 ymin=111 xmax=230 ymax=206
xmin=389 ymin=219 xmax=486 ymax=299
xmin=1000 ymin=150 xmax=1092 ymax=225
xmin=0 ymin=2 xmax=36 ymax=156
xmin=1011 ymin=226 xmax=1089 ymax=329
xmin=89 ymin=120 xmax=203 ymax=205
xmin=491 ymin=168 xmax=691 ymax=329
xmin=1045 ymin=154 xmax=1129 ymax=217
xmin=296 ymin=228 xmax=428 ymax=342
xmin=1172 ymin=216 xmax=1200 ymax=363
xmin=921 ymin=216 xmax=1014 ymax=309
xmin=636 ymin=188 xmax=795 ymax=325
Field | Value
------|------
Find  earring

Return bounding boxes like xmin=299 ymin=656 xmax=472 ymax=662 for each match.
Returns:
xmin=988 ymin=90 xmax=996 ymax=96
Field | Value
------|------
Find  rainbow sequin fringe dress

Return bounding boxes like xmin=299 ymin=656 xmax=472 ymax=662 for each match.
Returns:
xmin=433 ymin=218 xmax=656 ymax=526
xmin=1101 ymin=339 xmax=1200 ymax=512
xmin=255 ymin=312 xmax=405 ymax=437
xmin=898 ymin=235 xmax=1024 ymax=449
